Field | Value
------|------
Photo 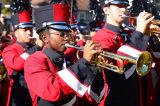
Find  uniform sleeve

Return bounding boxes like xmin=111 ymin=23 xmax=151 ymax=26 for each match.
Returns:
xmin=58 ymin=58 xmax=105 ymax=103
xmin=24 ymin=55 xmax=73 ymax=102
xmin=2 ymin=47 xmax=29 ymax=71
xmin=130 ymin=31 xmax=149 ymax=50
xmin=24 ymin=55 xmax=105 ymax=104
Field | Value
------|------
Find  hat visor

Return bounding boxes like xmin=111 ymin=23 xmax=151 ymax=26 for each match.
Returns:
xmin=109 ymin=1 xmax=129 ymax=6
xmin=15 ymin=22 xmax=34 ymax=29
xmin=49 ymin=25 xmax=71 ymax=31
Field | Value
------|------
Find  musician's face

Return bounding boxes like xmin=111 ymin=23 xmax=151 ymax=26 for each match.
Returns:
xmin=42 ymin=28 xmax=70 ymax=52
xmin=103 ymin=4 xmax=128 ymax=26
xmin=14 ymin=27 xmax=33 ymax=43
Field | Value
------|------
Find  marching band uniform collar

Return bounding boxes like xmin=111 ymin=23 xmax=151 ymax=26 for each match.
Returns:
xmin=105 ymin=23 xmax=124 ymax=35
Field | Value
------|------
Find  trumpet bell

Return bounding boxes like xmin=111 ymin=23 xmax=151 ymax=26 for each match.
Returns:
xmin=136 ymin=51 xmax=153 ymax=76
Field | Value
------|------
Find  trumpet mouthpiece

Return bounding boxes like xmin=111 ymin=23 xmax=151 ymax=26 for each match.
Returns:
xmin=121 ymin=15 xmax=128 ymax=18
xmin=65 ymin=43 xmax=70 ymax=47
xmin=28 ymin=37 xmax=36 ymax=39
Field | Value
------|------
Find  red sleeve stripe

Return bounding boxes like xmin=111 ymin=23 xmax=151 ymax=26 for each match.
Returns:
xmin=20 ymin=53 xmax=29 ymax=60
xmin=57 ymin=68 xmax=88 ymax=96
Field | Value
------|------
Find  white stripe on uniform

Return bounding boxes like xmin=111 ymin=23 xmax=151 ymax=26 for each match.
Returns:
xmin=58 ymin=68 xmax=88 ymax=96
xmin=118 ymin=45 xmax=142 ymax=58
xmin=20 ymin=53 xmax=29 ymax=60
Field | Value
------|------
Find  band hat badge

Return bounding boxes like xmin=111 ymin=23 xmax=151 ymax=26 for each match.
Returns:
xmin=10 ymin=0 xmax=34 ymax=29
xmin=34 ymin=3 xmax=71 ymax=33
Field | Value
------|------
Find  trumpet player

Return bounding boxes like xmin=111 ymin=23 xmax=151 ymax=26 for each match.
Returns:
xmin=92 ymin=0 xmax=155 ymax=106
xmin=24 ymin=2 xmax=107 ymax=106
xmin=1 ymin=0 xmax=44 ymax=106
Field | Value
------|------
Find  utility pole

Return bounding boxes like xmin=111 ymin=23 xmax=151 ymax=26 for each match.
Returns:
xmin=70 ymin=0 xmax=73 ymax=23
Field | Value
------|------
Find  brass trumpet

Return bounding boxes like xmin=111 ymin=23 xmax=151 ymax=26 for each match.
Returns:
xmin=124 ymin=15 xmax=160 ymax=41
xmin=124 ymin=15 xmax=160 ymax=28
xmin=123 ymin=15 xmax=160 ymax=25
xmin=65 ymin=44 xmax=153 ymax=76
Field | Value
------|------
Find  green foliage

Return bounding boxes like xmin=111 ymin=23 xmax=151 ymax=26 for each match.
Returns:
xmin=0 ymin=0 xmax=11 ymax=4
xmin=130 ymin=0 xmax=160 ymax=19
xmin=1 ymin=7 xmax=11 ymax=16
xmin=0 ymin=0 xmax=11 ymax=16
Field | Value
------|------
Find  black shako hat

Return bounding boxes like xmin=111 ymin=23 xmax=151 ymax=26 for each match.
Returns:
xmin=34 ymin=3 xmax=71 ymax=33
xmin=10 ymin=0 xmax=34 ymax=30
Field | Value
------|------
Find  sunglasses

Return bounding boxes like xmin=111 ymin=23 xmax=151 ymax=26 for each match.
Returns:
xmin=49 ymin=31 xmax=71 ymax=37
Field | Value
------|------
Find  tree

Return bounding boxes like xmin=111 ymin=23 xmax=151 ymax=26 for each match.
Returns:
xmin=129 ymin=0 xmax=160 ymax=19
xmin=0 ymin=0 xmax=11 ymax=15
xmin=1 ymin=0 xmax=11 ymax=4
xmin=89 ymin=0 xmax=104 ymax=22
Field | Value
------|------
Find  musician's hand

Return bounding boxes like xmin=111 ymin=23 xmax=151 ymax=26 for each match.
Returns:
xmin=136 ymin=11 xmax=155 ymax=34
xmin=83 ymin=40 xmax=101 ymax=62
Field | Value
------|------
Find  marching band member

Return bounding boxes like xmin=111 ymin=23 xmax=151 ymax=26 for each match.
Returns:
xmin=2 ymin=0 xmax=43 ymax=106
xmin=143 ymin=33 xmax=160 ymax=106
xmin=24 ymin=2 xmax=106 ymax=106
xmin=65 ymin=21 xmax=91 ymax=63
xmin=92 ymin=0 xmax=154 ymax=106
xmin=125 ymin=9 xmax=160 ymax=106
xmin=0 ymin=35 xmax=14 ymax=105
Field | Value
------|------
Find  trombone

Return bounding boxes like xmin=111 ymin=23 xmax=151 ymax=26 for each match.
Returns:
xmin=65 ymin=44 xmax=153 ymax=76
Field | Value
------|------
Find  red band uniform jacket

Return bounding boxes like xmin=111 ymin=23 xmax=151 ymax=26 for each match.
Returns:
xmin=24 ymin=46 xmax=106 ymax=106
xmin=92 ymin=23 xmax=149 ymax=106
xmin=2 ymin=42 xmax=41 ymax=106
